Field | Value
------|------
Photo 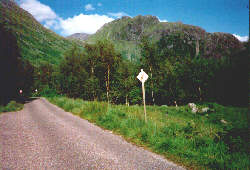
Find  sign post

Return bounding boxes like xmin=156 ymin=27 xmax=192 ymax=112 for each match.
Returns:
xmin=137 ymin=69 xmax=148 ymax=123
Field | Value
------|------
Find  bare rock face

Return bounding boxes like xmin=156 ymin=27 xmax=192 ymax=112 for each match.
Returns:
xmin=67 ymin=33 xmax=90 ymax=41
xmin=88 ymin=15 xmax=243 ymax=60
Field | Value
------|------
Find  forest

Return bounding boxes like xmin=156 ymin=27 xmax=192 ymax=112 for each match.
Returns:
xmin=1 ymin=20 xmax=248 ymax=107
xmin=31 ymin=33 xmax=249 ymax=107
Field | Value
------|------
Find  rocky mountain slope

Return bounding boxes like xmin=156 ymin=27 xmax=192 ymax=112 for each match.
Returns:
xmin=0 ymin=0 xmax=243 ymax=64
xmin=0 ymin=0 xmax=79 ymax=65
xmin=67 ymin=33 xmax=90 ymax=41
xmin=87 ymin=15 xmax=243 ymax=60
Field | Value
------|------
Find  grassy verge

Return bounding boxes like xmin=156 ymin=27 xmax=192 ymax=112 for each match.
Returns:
xmin=47 ymin=96 xmax=249 ymax=169
xmin=0 ymin=101 xmax=23 ymax=113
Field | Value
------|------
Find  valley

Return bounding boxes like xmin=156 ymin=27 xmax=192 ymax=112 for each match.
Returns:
xmin=0 ymin=0 xmax=249 ymax=169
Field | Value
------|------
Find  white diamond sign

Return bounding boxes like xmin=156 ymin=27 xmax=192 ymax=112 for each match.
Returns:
xmin=137 ymin=69 xmax=148 ymax=83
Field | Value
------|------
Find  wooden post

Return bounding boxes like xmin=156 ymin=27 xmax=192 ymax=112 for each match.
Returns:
xmin=137 ymin=69 xmax=148 ymax=123
xmin=142 ymin=82 xmax=147 ymax=123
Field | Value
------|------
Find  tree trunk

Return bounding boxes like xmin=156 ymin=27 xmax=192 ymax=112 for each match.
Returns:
xmin=149 ymin=66 xmax=155 ymax=105
xmin=91 ymin=66 xmax=95 ymax=101
xmin=174 ymin=100 xmax=178 ymax=107
xmin=106 ymin=65 xmax=110 ymax=103
xmin=196 ymin=39 xmax=199 ymax=57
xmin=198 ymin=86 xmax=202 ymax=101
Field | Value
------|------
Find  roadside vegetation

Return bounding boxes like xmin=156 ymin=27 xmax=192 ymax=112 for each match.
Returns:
xmin=47 ymin=96 xmax=249 ymax=169
xmin=0 ymin=101 xmax=23 ymax=113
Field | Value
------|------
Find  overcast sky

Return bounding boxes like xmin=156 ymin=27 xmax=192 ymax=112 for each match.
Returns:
xmin=17 ymin=0 xmax=249 ymax=42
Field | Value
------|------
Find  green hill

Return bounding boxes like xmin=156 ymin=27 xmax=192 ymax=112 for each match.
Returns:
xmin=88 ymin=15 xmax=243 ymax=60
xmin=0 ymin=0 xmax=80 ymax=65
xmin=0 ymin=0 xmax=243 ymax=64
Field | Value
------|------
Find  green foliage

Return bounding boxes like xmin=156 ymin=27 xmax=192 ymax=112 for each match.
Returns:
xmin=37 ymin=36 xmax=248 ymax=107
xmin=0 ymin=101 xmax=23 ymax=113
xmin=57 ymin=45 xmax=88 ymax=98
xmin=41 ymin=40 xmax=123 ymax=102
xmin=48 ymin=96 xmax=249 ymax=169
xmin=37 ymin=86 xmax=58 ymax=97
xmin=0 ymin=22 xmax=34 ymax=104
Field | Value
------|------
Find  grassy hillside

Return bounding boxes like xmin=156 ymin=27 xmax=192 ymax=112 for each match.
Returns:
xmin=87 ymin=15 xmax=243 ymax=60
xmin=48 ymin=96 xmax=249 ymax=169
xmin=0 ymin=0 xmax=81 ymax=65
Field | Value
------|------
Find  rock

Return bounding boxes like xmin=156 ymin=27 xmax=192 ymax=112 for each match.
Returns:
xmin=220 ymin=119 xmax=228 ymax=124
xmin=188 ymin=103 xmax=196 ymax=109
xmin=202 ymin=107 xmax=209 ymax=113
xmin=192 ymin=107 xmax=198 ymax=113
xmin=188 ymin=103 xmax=198 ymax=113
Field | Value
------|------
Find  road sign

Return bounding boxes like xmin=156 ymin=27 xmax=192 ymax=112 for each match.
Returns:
xmin=137 ymin=69 xmax=148 ymax=83
xmin=137 ymin=69 xmax=148 ymax=123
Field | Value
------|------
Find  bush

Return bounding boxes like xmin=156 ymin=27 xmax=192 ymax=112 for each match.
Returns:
xmin=38 ymin=87 xmax=58 ymax=97
xmin=0 ymin=100 xmax=23 ymax=113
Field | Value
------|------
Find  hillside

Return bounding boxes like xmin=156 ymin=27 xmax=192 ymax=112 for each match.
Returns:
xmin=88 ymin=15 xmax=243 ymax=60
xmin=0 ymin=0 xmax=79 ymax=65
xmin=67 ymin=33 xmax=90 ymax=41
xmin=0 ymin=0 xmax=242 ymax=64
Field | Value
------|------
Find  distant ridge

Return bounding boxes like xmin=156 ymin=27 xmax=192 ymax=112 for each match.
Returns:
xmin=88 ymin=15 xmax=243 ymax=60
xmin=67 ymin=33 xmax=90 ymax=41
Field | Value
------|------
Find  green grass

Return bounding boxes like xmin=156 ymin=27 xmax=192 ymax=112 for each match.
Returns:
xmin=0 ymin=101 xmax=23 ymax=113
xmin=0 ymin=1 xmax=82 ymax=66
xmin=47 ymin=96 xmax=249 ymax=169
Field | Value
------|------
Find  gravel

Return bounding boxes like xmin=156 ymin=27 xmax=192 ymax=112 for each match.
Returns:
xmin=0 ymin=98 xmax=185 ymax=170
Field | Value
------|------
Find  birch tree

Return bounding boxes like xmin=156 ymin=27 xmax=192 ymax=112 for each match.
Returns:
xmin=140 ymin=36 xmax=157 ymax=104
xmin=96 ymin=40 xmax=121 ymax=103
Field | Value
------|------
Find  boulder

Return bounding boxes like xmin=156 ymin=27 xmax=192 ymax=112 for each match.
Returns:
xmin=188 ymin=103 xmax=196 ymax=108
xmin=192 ymin=107 xmax=198 ymax=113
xmin=202 ymin=107 xmax=209 ymax=113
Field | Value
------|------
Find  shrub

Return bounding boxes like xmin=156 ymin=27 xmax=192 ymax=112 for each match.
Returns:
xmin=0 ymin=100 xmax=23 ymax=113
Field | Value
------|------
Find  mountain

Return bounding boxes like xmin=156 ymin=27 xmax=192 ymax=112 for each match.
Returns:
xmin=67 ymin=33 xmax=90 ymax=41
xmin=0 ymin=0 xmax=243 ymax=64
xmin=0 ymin=0 xmax=80 ymax=65
xmin=88 ymin=15 xmax=243 ymax=60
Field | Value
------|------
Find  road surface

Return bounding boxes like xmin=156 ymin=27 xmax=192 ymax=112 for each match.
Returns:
xmin=0 ymin=98 xmax=185 ymax=170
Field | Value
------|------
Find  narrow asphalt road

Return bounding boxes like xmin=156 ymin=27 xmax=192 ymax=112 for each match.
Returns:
xmin=0 ymin=98 xmax=185 ymax=170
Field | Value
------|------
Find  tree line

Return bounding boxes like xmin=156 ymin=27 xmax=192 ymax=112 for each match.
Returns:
xmin=1 ymin=24 xmax=248 ymax=107
xmin=34 ymin=32 xmax=249 ymax=107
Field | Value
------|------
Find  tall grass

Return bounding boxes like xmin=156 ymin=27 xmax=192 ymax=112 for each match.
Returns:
xmin=47 ymin=96 xmax=249 ymax=169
